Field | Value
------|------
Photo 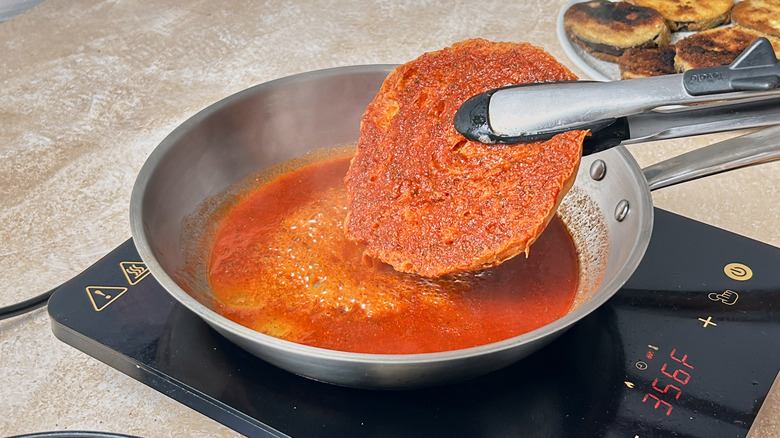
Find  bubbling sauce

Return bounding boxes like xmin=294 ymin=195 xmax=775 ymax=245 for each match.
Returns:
xmin=207 ymin=155 xmax=579 ymax=354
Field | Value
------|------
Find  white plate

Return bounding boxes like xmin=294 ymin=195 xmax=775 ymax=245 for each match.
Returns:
xmin=556 ymin=0 xmax=618 ymax=81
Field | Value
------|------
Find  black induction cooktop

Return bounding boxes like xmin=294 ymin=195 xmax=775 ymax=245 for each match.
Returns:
xmin=48 ymin=209 xmax=780 ymax=437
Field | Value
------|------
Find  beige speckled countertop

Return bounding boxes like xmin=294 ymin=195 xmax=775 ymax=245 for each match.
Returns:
xmin=1 ymin=1 xmax=778 ymax=436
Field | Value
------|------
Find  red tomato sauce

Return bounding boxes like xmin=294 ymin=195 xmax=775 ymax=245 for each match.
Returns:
xmin=207 ymin=155 xmax=579 ymax=354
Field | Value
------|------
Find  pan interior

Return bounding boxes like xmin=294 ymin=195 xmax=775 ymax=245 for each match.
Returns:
xmin=172 ymin=141 xmax=612 ymax=349
xmin=557 ymin=183 xmax=609 ymax=309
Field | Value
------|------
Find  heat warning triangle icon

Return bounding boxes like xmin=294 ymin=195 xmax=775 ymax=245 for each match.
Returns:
xmin=120 ymin=261 xmax=150 ymax=285
xmin=86 ymin=286 xmax=127 ymax=311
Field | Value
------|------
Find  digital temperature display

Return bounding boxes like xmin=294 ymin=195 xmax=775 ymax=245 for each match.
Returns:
xmin=639 ymin=347 xmax=694 ymax=417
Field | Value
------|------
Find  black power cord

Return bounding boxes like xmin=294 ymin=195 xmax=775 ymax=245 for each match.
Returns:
xmin=8 ymin=431 xmax=142 ymax=438
xmin=0 ymin=286 xmax=59 ymax=321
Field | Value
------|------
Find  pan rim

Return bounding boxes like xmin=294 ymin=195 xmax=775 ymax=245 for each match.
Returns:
xmin=129 ymin=65 xmax=653 ymax=373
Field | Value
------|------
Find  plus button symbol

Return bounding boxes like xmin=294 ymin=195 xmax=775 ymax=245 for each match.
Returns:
xmin=698 ymin=316 xmax=717 ymax=328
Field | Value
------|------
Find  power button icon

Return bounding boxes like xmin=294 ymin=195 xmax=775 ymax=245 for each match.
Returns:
xmin=724 ymin=263 xmax=753 ymax=281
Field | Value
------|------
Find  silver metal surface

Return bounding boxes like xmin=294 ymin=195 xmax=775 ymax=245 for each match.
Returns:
xmin=644 ymin=125 xmax=780 ymax=191
xmin=488 ymin=76 xmax=780 ymax=139
xmin=614 ymin=200 xmax=630 ymax=222
xmin=589 ymin=159 xmax=606 ymax=181
xmin=129 ymin=65 xmax=777 ymax=389
xmin=622 ymin=96 xmax=780 ymax=145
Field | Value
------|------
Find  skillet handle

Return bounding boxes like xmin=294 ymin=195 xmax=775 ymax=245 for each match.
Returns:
xmin=643 ymin=125 xmax=780 ymax=191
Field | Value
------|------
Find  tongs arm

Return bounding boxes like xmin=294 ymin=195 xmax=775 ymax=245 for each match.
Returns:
xmin=455 ymin=38 xmax=780 ymax=152
xmin=583 ymin=95 xmax=780 ymax=155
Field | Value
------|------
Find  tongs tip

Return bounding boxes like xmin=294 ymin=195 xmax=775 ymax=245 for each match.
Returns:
xmin=455 ymin=90 xmax=561 ymax=144
xmin=454 ymin=91 xmax=498 ymax=144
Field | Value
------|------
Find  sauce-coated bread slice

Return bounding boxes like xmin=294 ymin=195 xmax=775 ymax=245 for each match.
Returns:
xmin=345 ymin=39 xmax=587 ymax=277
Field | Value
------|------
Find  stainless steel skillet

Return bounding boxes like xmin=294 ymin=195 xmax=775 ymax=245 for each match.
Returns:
xmin=129 ymin=65 xmax=780 ymax=389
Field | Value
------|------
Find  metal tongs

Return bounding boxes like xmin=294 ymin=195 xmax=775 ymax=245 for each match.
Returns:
xmin=454 ymin=38 xmax=780 ymax=155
